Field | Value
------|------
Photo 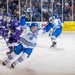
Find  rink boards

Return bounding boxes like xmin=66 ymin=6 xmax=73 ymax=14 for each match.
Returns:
xmin=26 ymin=22 xmax=75 ymax=31
xmin=63 ymin=22 xmax=75 ymax=31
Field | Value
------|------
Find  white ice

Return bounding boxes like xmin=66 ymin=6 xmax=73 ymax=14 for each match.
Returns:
xmin=0 ymin=32 xmax=75 ymax=75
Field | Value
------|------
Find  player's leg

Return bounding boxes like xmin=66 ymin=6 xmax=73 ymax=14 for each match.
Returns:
xmin=10 ymin=48 xmax=33 ymax=68
xmin=2 ymin=44 xmax=23 ymax=65
xmin=50 ymin=27 xmax=62 ymax=48
xmin=49 ymin=28 xmax=53 ymax=36
xmin=6 ymin=45 xmax=14 ymax=54
xmin=50 ymin=36 xmax=57 ymax=48
xmin=6 ymin=37 xmax=14 ymax=54
xmin=6 ymin=42 xmax=18 ymax=54
xmin=6 ymin=37 xmax=18 ymax=54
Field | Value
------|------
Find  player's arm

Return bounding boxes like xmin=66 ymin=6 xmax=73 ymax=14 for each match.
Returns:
xmin=37 ymin=23 xmax=54 ymax=35
xmin=11 ymin=21 xmax=23 ymax=41
xmin=37 ymin=17 xmax=54 ymax=35
xmin=44 ymin=17 xmax=54 ymax=32
xmin=44 ymin=23 xmax=54 ymax=32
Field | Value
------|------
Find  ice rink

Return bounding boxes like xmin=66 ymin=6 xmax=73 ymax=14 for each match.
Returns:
xmin=0 ymin=32 xmax=75 ymax=75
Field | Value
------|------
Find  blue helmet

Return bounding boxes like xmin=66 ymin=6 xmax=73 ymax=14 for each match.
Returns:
xmin=31 ymin=22 xmax=38 ymax=27
xmin=30 ymin=22 xmax=38 ymax=33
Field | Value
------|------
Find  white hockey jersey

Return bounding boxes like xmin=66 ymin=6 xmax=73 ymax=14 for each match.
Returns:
xmin=20 ymin=25 xmax=45 ymax=48
xmin=53 ymin=19 xmax=62 ymax=30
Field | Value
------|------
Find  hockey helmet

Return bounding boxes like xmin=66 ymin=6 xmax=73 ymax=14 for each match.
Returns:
xmin=31 ymin=22 xmax=38 ymax=27
xmin=30 ymin=22 xmax=38 ymax=33
xmin=4 ymin=13 xmax=11 ymax=22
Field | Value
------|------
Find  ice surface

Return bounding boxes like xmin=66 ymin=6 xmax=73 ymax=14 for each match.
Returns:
xmin=0 ymin=32 xmax=75 ymax=75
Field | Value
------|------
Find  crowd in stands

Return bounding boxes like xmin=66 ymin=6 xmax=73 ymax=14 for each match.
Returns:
xmin=42 ymin=0 xmax=74 ymax=21
xmin=0 ymin=0 xmax=75 ymax=21
xmin=0 ymin=0 xmax=19 ymax=20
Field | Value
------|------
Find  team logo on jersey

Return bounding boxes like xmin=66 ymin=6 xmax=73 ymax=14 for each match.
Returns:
xmin=29 ymin=36 xmax=33 ymax=40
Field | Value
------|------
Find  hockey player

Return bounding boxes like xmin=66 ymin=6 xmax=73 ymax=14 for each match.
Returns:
xmin=2 ymin=22 xmax=54 ymax=68
xmin=49 ymin=14 xmax=62 ymax=48
xmin=4 ymin=13 xmax=23 ymax=54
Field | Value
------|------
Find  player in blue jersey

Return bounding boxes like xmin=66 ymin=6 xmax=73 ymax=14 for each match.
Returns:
xmin=2 ymin=22 xmax=54 ymax=68
xmin=49 ymin=14 xmax=62 ymax=48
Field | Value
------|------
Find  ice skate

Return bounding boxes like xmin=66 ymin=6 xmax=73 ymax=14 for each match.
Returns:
xmin=2 ymin=60 xmax=9 ymax=66
xmin=50 ymin=42 xmax=57 ymax=49
xmin=6 ymin=50 xmax=13 ymax=55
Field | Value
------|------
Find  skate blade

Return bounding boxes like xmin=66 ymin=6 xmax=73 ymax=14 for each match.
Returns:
xmin=50 ymin=45 xmax=56 ymax=49
xmin=10 ymin=66 xmax=14 ymax=69
xmin=50 ymin=47 xmax=64 ymax=51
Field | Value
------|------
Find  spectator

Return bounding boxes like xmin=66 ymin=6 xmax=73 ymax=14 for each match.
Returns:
xmin=0 ymin=0 xmax=74 ymax=21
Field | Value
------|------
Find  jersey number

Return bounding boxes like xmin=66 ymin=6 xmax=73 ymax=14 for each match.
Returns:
xmin=58 ymin=21 xmax=61 ymax=26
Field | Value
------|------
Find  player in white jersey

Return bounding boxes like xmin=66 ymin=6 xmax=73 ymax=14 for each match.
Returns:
xmin=49 ymin=14 xmax=62 ymax=48
xmin=2 ymin=22 xmax=54 ymax=68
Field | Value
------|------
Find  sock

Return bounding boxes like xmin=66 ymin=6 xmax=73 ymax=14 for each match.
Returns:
xmin=12 ymin=53 xmax=28 ymax=67
xmin=4 ymin=51 xmax=17 ymax=63
xmin=51 ymin=36 xmax=56 ymax=42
